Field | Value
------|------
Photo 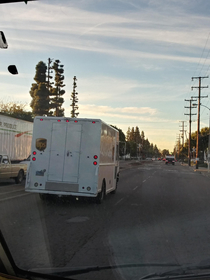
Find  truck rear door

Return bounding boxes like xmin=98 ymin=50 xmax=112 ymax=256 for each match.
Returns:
xmin=48 ymin=122 xmax=82 ymax=183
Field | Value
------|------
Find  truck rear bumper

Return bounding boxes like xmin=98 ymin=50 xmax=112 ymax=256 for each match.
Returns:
xmin=25 ymin=189 xmax=97 ymax=198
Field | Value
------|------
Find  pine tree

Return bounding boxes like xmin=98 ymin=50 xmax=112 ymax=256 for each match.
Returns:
xmin=134 ymin=126 xmax=141 ymax=143
xmin=50 ymin=60 xmax=65 ymax=117
xmin=70 ymin=76 xmax=79 ymax=118
xmin=30 ymin=61 xmax=50 ymax=116
xmin=126 ymin=127 xmax=131 ymax=141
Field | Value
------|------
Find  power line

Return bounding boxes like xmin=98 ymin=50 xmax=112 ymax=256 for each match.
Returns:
xmin=194 ymin=32 xmax=210 ymax=77
xmin=191 ymin=76 xmax=208 ymax=169
xmin=185 ymin=98 xmax=197 ymax=166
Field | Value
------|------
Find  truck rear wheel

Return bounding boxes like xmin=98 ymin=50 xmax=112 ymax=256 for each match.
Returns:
xmin=111 ymin=174 xmax=119 ymax=194
xmin=15 ymin=170 xmax=24 ymax=184
xmin=96 ymin=181 xmax=106 ymax=204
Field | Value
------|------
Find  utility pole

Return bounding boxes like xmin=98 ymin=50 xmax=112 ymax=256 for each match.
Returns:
xmin=176 ymin=134 xmax=181 ymax=159
xmin=179 ymin=121 xmax=186 ymax=147
xmin=191 ymin=76 xmax=208 ymax=169
xmin=185 ymin=98 xmax=197 ymax=166
xmin=179 ymin=121 xmax=187 ymax=163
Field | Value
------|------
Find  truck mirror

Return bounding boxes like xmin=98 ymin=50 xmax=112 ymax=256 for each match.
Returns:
xmin=8 ymin=65 xmax=18 ymax=75
xmin=0 ymin=31 xmax=8 ymax=49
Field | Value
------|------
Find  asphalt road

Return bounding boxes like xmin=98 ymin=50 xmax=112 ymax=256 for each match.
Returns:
xmin=1 ymin=161 xmax=210 ymax=280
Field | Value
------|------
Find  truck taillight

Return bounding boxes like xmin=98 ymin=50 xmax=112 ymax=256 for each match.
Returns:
xmin=92 ymin=121 xmax=96 ymax=124
xmin=66 ymin=120 xmax=70 ymax=122
xmin=40 ymin=118 xmax=43 ymax=121
xmin=74 ymin=120 xmax=78 ymax=123
xmin=94 ymin=155 xmax=98 ymax=159
xmin=32 ymin=157 xmax=36 ymax=161
xmin=93 ymin=161 xmax=97 ymax=165
xmin=33 ymin=151 xmax=37 ymax=155
xmin=57 ymin=120 xmax=61 ymax=122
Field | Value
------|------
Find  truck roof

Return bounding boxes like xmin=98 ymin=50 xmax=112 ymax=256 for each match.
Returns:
xmin=34 ymin=116 xmax=119 ymax=132
xmin=166 ymin=155 xmax=175 ymax=158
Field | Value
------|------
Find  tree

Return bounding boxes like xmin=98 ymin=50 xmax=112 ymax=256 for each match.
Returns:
xmin=126 ymin=127 xmax=131 ymax=141
xmin=162 ymin=149 xmax=170 ymax=157
xmin=31 ymin=84 xmax=50 ymax=116
xmin=129 ymin=127 xmax=135 ymax=142
xmin=190 ymin=127 xmax=209 ymax=161
xmin=153 ymin=144 xmax=160 ymax=157
xmin=30 ymin=61 xmax=50 ymax=116
xmin=0 ymin=100 xmax=33 ymax=122
xmin=143 ymin=138 xmax=150 ymax=157
xmin=141 ymin=131 xmax=145 ymax=143
xmin=70 ymin=76 xmax=79 ymax=118
xmin=125 ymin=126 xmax=160 ymax=159
xmin=50 ymin=59 xmax=65 ymax=117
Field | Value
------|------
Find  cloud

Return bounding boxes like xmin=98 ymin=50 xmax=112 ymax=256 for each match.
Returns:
xmin=2 ymin=1 xmax=210 ymax=64
xmin=71 ymin=104 xmax=177 ymax=125
xmin=0 ymin=71 xmax=11 ymax=76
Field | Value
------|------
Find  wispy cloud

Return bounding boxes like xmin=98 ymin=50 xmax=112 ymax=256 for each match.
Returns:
xmin=72 ymin=104 xmax=177 ymax=125
xmin=2 ymin=1 xmax=210 ymax=63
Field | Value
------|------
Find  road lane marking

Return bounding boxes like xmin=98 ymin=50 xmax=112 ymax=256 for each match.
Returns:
xmin=0 ymin=189 xmax=24 ymax=196
xmin=0 ymin=192 xmax=32 ymax=202
xmin=143 ymin=180 xmax=146 ymax=183
xmin=133 ymin=186 xmax=138 ymax=190
xmin=115 ymin=198 xmax=124 ymax=206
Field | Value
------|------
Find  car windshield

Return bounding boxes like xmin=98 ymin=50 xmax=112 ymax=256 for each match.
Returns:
xmin=1 ymin=1 xmax=210 ymax=280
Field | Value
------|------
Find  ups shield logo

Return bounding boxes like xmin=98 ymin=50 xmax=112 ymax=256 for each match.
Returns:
xmin=36 ymin=138 xmax=47 ymax=151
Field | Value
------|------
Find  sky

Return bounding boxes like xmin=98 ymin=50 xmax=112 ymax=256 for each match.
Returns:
xmin=1 ymin=0 xmax=210 ymax=152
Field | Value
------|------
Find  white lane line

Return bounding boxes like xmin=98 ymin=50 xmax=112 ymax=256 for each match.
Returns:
xmin=0 ymin=192 xmax=32 ymax=202
xmin=115 ymin=198 xmax=124 ymax=206
xmin=0 ymin=189 xmax=24 ymax=196
xmin=133 ymin=186 xmax=138 ymax=190
xmin=143 ymin=180 xmax=146 ymax=183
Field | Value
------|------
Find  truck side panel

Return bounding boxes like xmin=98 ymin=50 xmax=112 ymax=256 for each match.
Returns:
xmin=0 ymin=114 xmax=33 ymax=161
xmin=98 ymin=123 xmax=119 ymax=193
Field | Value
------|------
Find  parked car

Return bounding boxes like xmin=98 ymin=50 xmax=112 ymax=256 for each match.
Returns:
xmin=0 ymin=154 xmax=27 ymax=183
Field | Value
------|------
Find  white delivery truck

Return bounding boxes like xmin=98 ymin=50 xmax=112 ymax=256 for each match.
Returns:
xmin=0 ymin=114 xmax=33 ymax=161
xmin=25 ymin=116 xmax=119 ymax=203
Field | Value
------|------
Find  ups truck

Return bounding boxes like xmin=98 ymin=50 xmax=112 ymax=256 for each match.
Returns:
xmin=25 ymin=117 xmax=119 ymax=203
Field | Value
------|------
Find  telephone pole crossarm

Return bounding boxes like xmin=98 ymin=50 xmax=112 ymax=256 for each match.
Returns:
xmin=191 ymin=75 xmax=209 ymax=169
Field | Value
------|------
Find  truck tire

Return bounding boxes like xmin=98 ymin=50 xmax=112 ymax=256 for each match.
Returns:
xmin=15 ymin=170 xmax=24 ymax=184
xmin=96 ymin=181 xmax=106 ymax=204
xmin=111 ymin=174 xmax=119 ymax=194
xmin=39 ymin=193 xmax=48 ymax=201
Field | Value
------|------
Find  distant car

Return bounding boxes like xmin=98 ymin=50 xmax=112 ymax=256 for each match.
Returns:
xmin=165 ymin=156 xmax=175 ymax=165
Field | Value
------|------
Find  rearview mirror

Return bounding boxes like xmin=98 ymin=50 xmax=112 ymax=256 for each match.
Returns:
xmin=0 ymin=31 xmax=8 ymax=49
xmin=8 ymin=65 xmax=18 ymax=75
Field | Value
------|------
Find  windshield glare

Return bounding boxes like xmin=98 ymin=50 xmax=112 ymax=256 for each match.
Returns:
xmin=1 ymin=1 xmax=210 ymax=280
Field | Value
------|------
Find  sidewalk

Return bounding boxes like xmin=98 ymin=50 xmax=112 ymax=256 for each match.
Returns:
xmin=181 ymin=162 xmax=210 ymax=177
